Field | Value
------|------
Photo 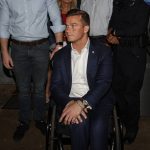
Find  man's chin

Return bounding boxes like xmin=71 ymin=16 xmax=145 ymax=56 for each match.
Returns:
xmin=67 ymin=39 xmax=74 ymax=42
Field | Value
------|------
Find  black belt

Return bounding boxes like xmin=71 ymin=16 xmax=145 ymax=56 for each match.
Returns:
xmin=11 ymin=38 xmax=48 ymax=46
xmin=90 ymin=35 xmax=106 ymax=44
xmin=90 ymin=35 xmax=106 ymax=39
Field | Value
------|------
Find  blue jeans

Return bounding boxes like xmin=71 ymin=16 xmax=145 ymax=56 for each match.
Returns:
xmin=11 ymin=41 xmax=49 ymax=124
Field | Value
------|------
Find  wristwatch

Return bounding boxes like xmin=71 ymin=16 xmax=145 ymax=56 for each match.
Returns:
xmin=82 ymin=99 xmax=92 ymax=110
xmin=56 ymin=41 xmax=63 ymax=46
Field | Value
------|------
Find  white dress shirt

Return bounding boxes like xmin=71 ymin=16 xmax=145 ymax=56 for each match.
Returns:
xmin=69 ymin=39 xmax=90 ymax=98
xmin=80 ymin=0 xmax=113 ymax=36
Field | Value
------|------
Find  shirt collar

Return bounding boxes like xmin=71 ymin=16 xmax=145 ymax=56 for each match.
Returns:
xmin=71 ymin=38 xmax=90 ymax=54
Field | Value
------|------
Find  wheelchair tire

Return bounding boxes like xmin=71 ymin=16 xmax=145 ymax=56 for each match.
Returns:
xmin=111 ymin=106 xmax=124 ymax=150
xmin=49 ymin=104 xmax=57 ymax=150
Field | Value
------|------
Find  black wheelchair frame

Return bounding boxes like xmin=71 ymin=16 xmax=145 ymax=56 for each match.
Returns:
xmin=46 ymin=100 xmax=124 ymax=150
xmin=109 ymin=106 xmax=124 ymax=150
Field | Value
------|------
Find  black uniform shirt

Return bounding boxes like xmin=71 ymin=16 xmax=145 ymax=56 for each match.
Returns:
xmin=109 ymin=0 xmax=150 ymax=36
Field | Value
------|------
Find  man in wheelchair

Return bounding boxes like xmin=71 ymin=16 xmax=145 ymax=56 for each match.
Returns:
xmin=51 ymin=9 xmax=114 ymax=150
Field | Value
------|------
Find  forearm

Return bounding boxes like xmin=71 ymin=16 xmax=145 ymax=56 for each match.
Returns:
xmin=0 ymin=38 xmax=9 ymax=54
xmin=0 ymin=38 xmax=14 ymax=69
xmin=54 ymin=32 xmax=63 ymax=43
xmin=49 ymin=32 xmax=64 ymax=59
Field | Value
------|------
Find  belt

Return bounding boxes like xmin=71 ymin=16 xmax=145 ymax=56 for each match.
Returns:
xmin=11 ymin=38 xmax=48 ymax=46
xmin=90 ymin=35 xmax=106 ymax=44
xmin=90 ymin=35 xmax=106 ymax=39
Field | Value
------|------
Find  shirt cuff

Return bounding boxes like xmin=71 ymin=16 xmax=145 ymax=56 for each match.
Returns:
xmin=0 ymin=31 xmax=10 ymax=39
xmin=50 ymin=25 xmax=66 ymax=33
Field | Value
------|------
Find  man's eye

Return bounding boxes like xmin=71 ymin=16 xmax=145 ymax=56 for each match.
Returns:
xmin=66 ymin=24 xmax=79 ymax=30
xmin=66 ymin=25 xmax=71 ymax=29
xmin=72 ymin=24 xmax=78 ymax=27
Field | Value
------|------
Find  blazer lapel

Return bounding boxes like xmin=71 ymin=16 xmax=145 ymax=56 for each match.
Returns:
xmin=63 ymin=42 xmax=97 ymax=90
xmin=87 ymin=43 xmax=98 ymax=88
xmin=64 ymin=44 xmax=72 ymax=89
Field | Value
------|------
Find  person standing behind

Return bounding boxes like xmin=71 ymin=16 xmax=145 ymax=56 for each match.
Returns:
xmin=107 ymin=0 xmax=150 ymax=144
xmin=80 ymin=0 xmax=113 ymax=43
xmin=51 ymin=9 xmax=113 ymax=150
xmin=58 ymin=0 xmax=77 ymax=24
xmin=0 ymin=0 xmax=65 ymax=142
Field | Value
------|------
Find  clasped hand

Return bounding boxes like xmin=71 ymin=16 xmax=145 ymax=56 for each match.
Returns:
xmin=107 ymin=33 xmax=120 ymax=45
xmin=59 ymin=100 xmax=88 ymax=125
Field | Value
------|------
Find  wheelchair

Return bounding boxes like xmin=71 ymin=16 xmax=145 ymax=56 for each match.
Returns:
xmin=45 ymin=99 xmax=124 ymax=150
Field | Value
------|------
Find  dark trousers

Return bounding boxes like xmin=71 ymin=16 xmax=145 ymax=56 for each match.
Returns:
xmin=69 ymin=102 xmax=113 ymax=150
xmin=112 ymin=45 xmax=146 ymax=130
xmin=11 ymin=41 xmax=49 ymax=124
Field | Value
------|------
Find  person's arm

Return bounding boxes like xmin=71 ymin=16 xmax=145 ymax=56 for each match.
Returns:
xmin=0 ymin=0 xmax=13 ymax=69
xmin=46 ymin=0 xmax=65 ymax=42
xmin=51 ymin=50 xmax=70 ymax=107
xmin=0 ymin=38 xmax=14 ymax=69
xmin=107 ymin=0 xmax=113 ymax=30
xmin=50 ymin=32 xmax=64 ymax=60
xmin=82 ymin=46 xmax=113 ymax=109
xmin=46 ymin=0 xmax=65 ymax=58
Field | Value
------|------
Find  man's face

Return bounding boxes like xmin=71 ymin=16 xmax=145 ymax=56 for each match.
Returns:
xmin=65 ymin=15 xmax=89 ymax=43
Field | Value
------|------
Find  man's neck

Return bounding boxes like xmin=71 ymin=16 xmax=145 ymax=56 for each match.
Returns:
xmin=72 ymin=36 xmax=89 ymax=53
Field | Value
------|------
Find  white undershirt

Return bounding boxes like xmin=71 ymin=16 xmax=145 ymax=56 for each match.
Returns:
xmin=69 ymin=39 xmax=90 ymax=97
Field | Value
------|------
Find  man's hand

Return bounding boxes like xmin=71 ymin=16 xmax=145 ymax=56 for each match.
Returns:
xmin=107 ymin=33 xmax=120 ymax=45
xmin=2 ymin=51 xmax=14 ymax=69
xmin=59 ymin=100 xmax=88 ymax=125
xmin=0 ymin=38 xmax=13 ymax=69
xmin=71 ymin=109 xmax=88 ymax=124
xmin=50 ymin=45 xmax=63 ymax=60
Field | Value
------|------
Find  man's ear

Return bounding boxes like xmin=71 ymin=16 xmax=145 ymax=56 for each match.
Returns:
xmin=84 ymin=25 xmax=90 ymax=33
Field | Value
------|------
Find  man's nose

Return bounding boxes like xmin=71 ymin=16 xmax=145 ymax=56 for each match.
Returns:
xmin=65 ymin=27 xmax=72 ymax=34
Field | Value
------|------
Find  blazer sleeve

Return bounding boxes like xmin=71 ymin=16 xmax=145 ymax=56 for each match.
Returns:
xmin=51 ymin=53 xmax=70 ymax=108
xmin=82 ymin=46 xmax=113 ymax=109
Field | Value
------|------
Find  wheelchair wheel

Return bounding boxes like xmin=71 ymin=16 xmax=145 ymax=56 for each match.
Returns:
xmin=50 ymin=105 xmax=56 ymax=150
xmin=46 ymin=100 xmax=66 ymax=150
xmin=109 ymin=106 xmax=124 ymax=150
xmin=46 ymin=100 xmax=57 ymax=150
xmin=46 ymin=103 xmax=52 ymax=150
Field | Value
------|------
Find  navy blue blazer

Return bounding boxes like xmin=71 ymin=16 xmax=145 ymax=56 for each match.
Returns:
xmin=51 ymin=39 xmax=113 ymax=109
